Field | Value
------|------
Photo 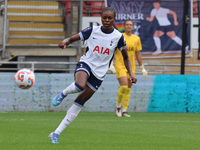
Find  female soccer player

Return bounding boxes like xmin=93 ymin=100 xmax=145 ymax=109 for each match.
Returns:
xmin=114 ymin=20 xmax=148 ymax=117
xmin=48 ymin=7 xmax=137 ymax=144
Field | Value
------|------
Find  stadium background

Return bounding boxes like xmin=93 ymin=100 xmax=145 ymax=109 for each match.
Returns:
xmin=0 ymin=0 xmax=200 ymax=113
xmin=0 ymin=1 xmax=200 ymax=149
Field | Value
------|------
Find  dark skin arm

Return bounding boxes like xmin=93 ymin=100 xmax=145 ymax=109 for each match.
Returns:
xmin=121 ymin=48 xmax=137 ymax=84
xmin=58 ymin=33 xmax=80 ymax=49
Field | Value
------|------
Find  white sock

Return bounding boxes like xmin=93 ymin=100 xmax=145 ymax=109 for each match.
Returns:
xmin=172 ymin=36 xmax=182 ymax=46
xmin=54 ymin=103 xmax=82 ymax=135
xmin=122 ymin=109 xmax=127 ymax=113
xmin=153 ymin=37 xmax=161 ymax=50
xmin=62 ymin=82 xmax=83 ymax=96
xmin=116 ymin=104 xmax=121 ymax=108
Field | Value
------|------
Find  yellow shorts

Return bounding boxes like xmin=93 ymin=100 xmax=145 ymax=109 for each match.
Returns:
xmin=115 ymin=64 xmax=135 ymax=79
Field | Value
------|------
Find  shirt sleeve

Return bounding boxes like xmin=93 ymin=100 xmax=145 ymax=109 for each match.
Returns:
xmin=162 ymin=7 xmax=170 ymax=14
xmin=136 ymin=36 xmax=142 ymax=51
xmin=150 ymin=9 xmax=156 ymax=16
xmin=79 ymin=26 xmax=93 ymax=41
xmin=117 ymin=34 xmax=127 ymax=51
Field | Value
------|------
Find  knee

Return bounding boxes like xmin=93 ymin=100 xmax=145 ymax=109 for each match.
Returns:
xmin=125 ymin=88 xmax=131 ymax=94
xmin=75 ymin=82 xmax=84 ymax=92
xmin=118 ymin=85 xmax=128 ymax=94
xmin=74 ymin=86 xmax=95 ymax=106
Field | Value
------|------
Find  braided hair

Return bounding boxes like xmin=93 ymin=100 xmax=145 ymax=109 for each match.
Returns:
xmin=101 ymin=7 xmax=116 ymax=17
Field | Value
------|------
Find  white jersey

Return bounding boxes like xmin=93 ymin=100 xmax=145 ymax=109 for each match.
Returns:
xmin=151 ymin=7 xmax=171 ymax=26
xmin=79 ymin=26 xmax=126 ymax=80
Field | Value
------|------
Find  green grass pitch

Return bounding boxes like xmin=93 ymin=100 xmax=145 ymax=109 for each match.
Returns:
xmin=0 ymin=112 xmax=199 ymax=150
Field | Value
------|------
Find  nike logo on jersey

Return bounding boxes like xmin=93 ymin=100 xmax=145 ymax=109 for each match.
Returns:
xmin=93 ymin=46 xmax=109 ymax=55
xmin=93 ymin=37 xmax=97 ymax=39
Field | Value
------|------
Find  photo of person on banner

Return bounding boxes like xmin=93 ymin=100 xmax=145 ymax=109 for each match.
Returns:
xmin=146 ymin=0 xmax=189 ymax=55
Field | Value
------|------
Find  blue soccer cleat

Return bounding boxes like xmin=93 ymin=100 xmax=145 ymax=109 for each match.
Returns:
xmin=52 ymin=92 xmax=66 ymax=106
xmin=48 ymin=132 xmax=59 ymax=144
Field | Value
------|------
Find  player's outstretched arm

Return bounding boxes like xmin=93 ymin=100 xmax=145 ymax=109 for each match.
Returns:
xmin=121 ymin=48 xmax=137 ymax=84
xmin=169 ymin=10 xmax=178 ymax=26
xmin=58 ymin=33 xmax=81 ymax=49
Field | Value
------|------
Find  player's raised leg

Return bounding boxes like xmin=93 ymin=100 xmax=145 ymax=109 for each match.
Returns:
xmin=52 ymin=82 xmax=84 ymax=106
xmin=52 ymin=62 xmax=89 ymax=106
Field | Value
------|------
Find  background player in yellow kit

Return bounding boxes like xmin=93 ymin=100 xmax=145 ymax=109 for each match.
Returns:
xmin=114 ymin=20 xmax=148 ymax=117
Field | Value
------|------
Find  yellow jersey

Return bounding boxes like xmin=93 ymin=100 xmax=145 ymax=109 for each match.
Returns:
xmin=115 ymin=33 xmax=142 ymax=77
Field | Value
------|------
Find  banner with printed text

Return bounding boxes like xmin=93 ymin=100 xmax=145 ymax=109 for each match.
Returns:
xmin=106 ymin=0 xmax=191 ymax=58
